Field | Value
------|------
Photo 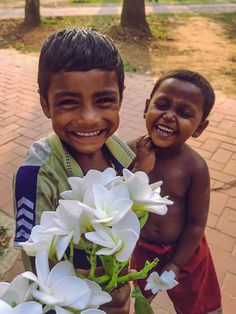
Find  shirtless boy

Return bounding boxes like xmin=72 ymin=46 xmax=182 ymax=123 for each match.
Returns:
xmin=130 ymin=69 xmax=222 ymax=314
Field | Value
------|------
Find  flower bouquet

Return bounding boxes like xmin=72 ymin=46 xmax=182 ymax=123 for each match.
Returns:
xmin=0 ymin=168 xmax=177 ymax=314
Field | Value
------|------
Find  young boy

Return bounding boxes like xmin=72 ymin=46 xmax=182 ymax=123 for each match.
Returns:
xmin=130 ymin=69 xmax=222 ymax=314
xmin=13 ymin=27 xmax=135 ymax=314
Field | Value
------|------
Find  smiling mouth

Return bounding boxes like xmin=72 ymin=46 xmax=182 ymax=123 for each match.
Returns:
xmin=155 ymin=124 xmax=175 ymax=137
xmin=73 ymin=130 xmax=103 ymax=137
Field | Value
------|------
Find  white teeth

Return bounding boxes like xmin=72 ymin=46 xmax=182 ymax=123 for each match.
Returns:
xmin=157 ymin=125 xmax=174 ymax=133
xmin=75 ymin=130 xmax=101 ymax=137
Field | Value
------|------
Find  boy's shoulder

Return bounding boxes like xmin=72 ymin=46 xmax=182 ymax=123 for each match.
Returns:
xmin=23 ymin=136 xmax=52 ymax=167
xmin=182 ymin=144 xmax=209 ymax=174
xmin=17 ymin=133 xmax=65 ymax=169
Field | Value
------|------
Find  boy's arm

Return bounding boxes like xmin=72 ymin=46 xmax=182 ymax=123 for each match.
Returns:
xmin=162 ymin=158 xmax=210 ymax=277
xmin=128 ymin=135 xmax=156 ymax=174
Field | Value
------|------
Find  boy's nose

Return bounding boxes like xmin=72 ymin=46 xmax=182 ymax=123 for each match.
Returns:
xmin=163 ymin=111 xmax=176 ymax=122
xmin=78 ymin=107 xmax=99 ymax=124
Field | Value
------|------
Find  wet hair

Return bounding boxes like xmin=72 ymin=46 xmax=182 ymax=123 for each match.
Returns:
xmin=150 ymin=69 xmax=215 ymax=120
xmin=38 ymin=27 xmax=124 ymax=100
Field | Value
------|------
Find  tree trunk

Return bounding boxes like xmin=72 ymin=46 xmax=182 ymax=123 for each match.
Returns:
xmin=25 ymin=0 xmax=41 ymax=27
xmin=120 ymin=0 xmax=151 ymax=34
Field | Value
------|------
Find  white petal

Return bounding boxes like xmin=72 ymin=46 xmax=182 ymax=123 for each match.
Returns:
xmin=150 ymin=181 xmax=163 ymax=190
xmin=47 ymin=261 xmax=75 ymax=287
xmin=1 ymin=276 xmax=30 ymax=305
xmin=85 ymin=232 xmax=114 ymax=249
xmin=0 ymin=282 xmax=10 ymax=297
xmin=52 ymin=276 xmax=91 ymax=309
xmin=115 ymin=230 xmax=138 ymax=262
xmin=55 ymin=306 xmax=74 ymax=314
xmin=108 ymin=199 xmax=133 ymax=225
xmin=113 ymin=210 xmax=140 ymax=238
xmin=126 ymin=176 xmax=152 ymax=199
xmin=0 ymin=300 xmax=12 ymax=313
xmin=81 ymin=310 xmax=107 ymax=314
xmin=60 ymin=190 xmax=74 ymax=200
xmin=92 ymin=223 xmax=113 ymax=243
xmin=40 ymin=211 xmax=58 ymax=228
xmin=56 ymin=232 xmax=73 ymax=260
xmin=103 ymin=167 xmax=117 ymax=180
xmin=92 ymin=184 xmax=108 ymax=210
xmin=96 ymin=247 xmax=114 ymax=256
xmin=21 ymin=271 xmax=39 ymax=285
xmin=84 ymin=279 xmax=112 ymax=308
xmin=14 ymin=301 xmax=42 ymax=314
xmin=32 ymin=289 xmax=61 ymax=305
xmin=105 ymin=185 xmax=130 ymax=207
xmin=35 ymin=251 xmax=50 ymax=287
xmin=59 ymin=200 xmax=83 ymax=218
xmin=134 ymin=201 xmax=168 ymax=215
xmin=68 ymin=176 xmax=83 ymax=191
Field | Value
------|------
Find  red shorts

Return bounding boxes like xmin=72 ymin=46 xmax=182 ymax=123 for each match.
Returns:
xmin=131 ymin=235 xmax=221 ymax=314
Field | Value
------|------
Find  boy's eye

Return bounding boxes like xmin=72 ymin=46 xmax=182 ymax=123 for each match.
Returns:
xmin=96 ymin=97 xmax=116 ymax=107
xmin=57 ymin=99 xmax=78 ymax=107
xmin=179 ymin=110 xmax=194 ymax=119
xmin=155 ymin=101 xmax=169 ymax=110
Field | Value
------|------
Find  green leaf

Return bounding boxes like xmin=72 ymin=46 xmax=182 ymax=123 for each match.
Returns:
xmin=139 ymin=212 xmax=149 ymax=229
xmin=131 ymin=287 xmax=154 ymax=314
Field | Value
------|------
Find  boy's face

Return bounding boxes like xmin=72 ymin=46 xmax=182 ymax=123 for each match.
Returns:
xmin=144 ymin=78 xmax=208 ymax=150
xmin=41 ymin=69 xmax=121 ymax=155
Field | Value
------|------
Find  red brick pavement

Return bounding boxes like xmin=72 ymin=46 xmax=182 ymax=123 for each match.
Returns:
xmin=0 ymin=48 xmax=236 ymax=313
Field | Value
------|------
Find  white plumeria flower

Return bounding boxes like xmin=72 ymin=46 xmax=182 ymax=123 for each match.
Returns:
xmin=41 ymin=202 xmax=83 ymax=260
xmin=83 ymin=279 xmax=112 ymax=309
xmin=18 ymin=210 xmax=60 ymax=256
xmin=0 ymin=275 xmax=37 ymax=306
xmin=76 ymin=183 xmax=133 ymax=227
xmin=18 ymin=225 xmax=54 ymax=257
xmin=85 ymin=210 xmax=140 ymax=262
xmin=21 ymin=251 xmax=91 ymax=310
xmin=61 ymin=168 xmax=119 ymax=201
xmin=145 ymin=271 xmax=179 ymax=294
xmin=0 ymin=300 xmax=42 ymax=314
xmin=122 ymin=169 xmax=173 ymax=215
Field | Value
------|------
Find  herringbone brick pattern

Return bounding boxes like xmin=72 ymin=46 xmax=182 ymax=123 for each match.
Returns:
xmin=0 ymin=48 xmax=236 ymax=313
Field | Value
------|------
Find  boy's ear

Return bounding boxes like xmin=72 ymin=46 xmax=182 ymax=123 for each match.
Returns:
xmin=143 ymin=98 xmax=150 ymax=118
xmin=40 ymin=96 xmax=51 ymax=119
xmin=192 ymin=120 xmax=209 ymax=138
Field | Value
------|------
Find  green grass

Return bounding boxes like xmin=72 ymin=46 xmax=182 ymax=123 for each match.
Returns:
xmin=204 ymin=12 xmax=236 ymax=40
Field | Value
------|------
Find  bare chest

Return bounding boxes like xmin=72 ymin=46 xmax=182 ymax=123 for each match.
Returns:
xmin=149 ymin=157 xmax=191 ymax=200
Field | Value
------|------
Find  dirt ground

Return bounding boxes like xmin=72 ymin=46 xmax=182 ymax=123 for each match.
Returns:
xmin=0 ymin=14 xmax=235 ymax=96
xmin=114 ymin=14 xmax=236 ymax=97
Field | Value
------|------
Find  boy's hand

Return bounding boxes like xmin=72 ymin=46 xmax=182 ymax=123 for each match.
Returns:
xmin=133 ymin=135 xmax=156 ymax=174
xmin=100 ymin=282 xmax=131 ymax=314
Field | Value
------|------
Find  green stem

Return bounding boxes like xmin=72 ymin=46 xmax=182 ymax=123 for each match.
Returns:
xmin=48 ymin=236 xmax=57 ymax=260
xmin=63 ymin=253 xmax=68 ymax=261
xmin=105 ymin=256 xmax=120 ymax=292
xmin=88 ymin=243 xmax=97 ymax=280
xmin=69 ymin=241 xmax=74 ymax=264
xmin=117 ymin=258 xmax=159 ymax=283
xmin=93 ymin=274 xmax=110 ymax=285
xmin=80 ymin=237 xmax=91 ymax=254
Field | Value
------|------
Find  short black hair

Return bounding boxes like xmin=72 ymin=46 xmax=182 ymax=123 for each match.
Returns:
xmin=150 ymin=69 xmax=215 ymax=121
xmin=38 ymin=27 xmax=124 ymax=100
